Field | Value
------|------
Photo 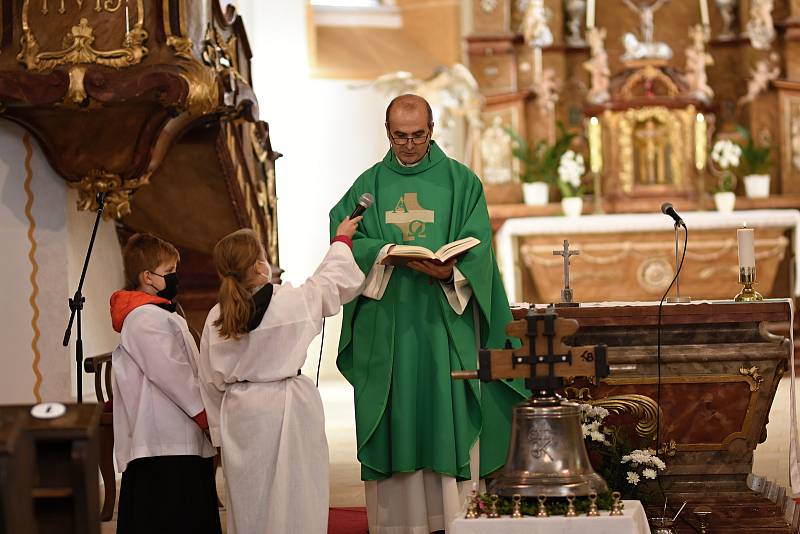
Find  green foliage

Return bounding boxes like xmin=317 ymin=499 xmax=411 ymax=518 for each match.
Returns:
xmin=507 ymin=123 xmax=578 ymax=184
xmin=735 ymin=125 xmax=771 ymax=176
xmin=712 ymin=170 xmax=735 ymax=193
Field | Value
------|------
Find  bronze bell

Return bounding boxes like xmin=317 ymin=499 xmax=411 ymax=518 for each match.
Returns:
xmin=489 ymin=396 xmax=608 ymax=497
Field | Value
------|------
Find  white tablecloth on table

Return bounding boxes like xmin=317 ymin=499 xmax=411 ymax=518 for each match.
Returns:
xmin=494 ymin=209 xmax=800 ymax=301
xmin=451 ymin=500 xmax=651 ymax=534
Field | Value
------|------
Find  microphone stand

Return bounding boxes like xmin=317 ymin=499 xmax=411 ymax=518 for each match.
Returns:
xmin=666 ymin=221 xmax=691 ymax=303
xmin=63 ymin=191 xmax=108 ymax=403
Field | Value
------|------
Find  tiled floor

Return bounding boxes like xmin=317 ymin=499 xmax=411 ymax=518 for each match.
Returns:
xmin=99 ymin=374 xmax=797 ymax=532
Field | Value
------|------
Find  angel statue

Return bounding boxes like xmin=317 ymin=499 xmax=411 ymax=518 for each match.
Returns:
xmin=684 ymin=24 xmax=714 ymax=103
xmin=521 ymin=0 xmax=554 ymax=48
xmin=583 ymin=27 xmax=611 ymax=104
xmin=480 ymin=116 xmax=514 ymax=184
xmin=738 ymin=55 xmax=780 ymax=107
xmin=358 ymin=64 xmax=483 ymax=167
xmin=746 ymin=0 xmax=775 ymax=51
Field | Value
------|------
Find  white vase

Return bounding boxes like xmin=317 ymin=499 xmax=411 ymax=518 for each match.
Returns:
xmin=714 ymin=191 xmax=736 ymax=213
xmin=744 ymin=174 xmax=770 ymax=198
xmin=561 ymin=196 xmax=584 ymax=217
xmin=522 ymin=182 xmax=550 ymax=205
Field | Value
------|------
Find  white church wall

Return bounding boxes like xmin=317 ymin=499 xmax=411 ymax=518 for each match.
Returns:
xmin=0 ymin=120 xmax=123 ymax=405
xmin=237 ymin=0 xmax=389 ymax=380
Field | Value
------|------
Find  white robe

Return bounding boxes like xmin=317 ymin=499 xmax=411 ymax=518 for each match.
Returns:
xmin=198 ymin=242 xmax=365 ymax=534
xmin=363 ymin=246 xmax=476 ymax=534
xmin=112 ymin=305 xmax=216 ymax=473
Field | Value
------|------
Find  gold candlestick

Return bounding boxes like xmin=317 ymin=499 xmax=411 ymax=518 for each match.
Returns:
xmin=734 ymin=266 xmax=763 ymax=302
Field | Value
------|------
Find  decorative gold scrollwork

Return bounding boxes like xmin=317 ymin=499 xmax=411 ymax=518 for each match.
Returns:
xmin=69 ymin=170 xmax=151 ymax=220
xmin=564 ymin=388 xmax=663 ymax=440
xmin=18 ymin=0 xmax=148 ymax=71
xmin=739 ymin=366 xmax=764 ymax=392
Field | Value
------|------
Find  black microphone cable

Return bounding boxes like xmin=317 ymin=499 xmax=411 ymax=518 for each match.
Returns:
xmin=316 ymin=318 xmax=325 ymax=387
xmin=655 ymin=222 xmax=688 ymax=509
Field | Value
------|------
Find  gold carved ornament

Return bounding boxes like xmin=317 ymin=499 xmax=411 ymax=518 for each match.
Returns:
xmin=69 ymin=169 xmax=151 ymax=220
xmin=564 ymin=387 xmax=663 ymax=441
xmin=18 ymin=1 xmax=148 ymax=71
xmin=607 ymin=106 xmax=694 ymax=193
xmin=249 ymin=122 xmax=280 ymax=264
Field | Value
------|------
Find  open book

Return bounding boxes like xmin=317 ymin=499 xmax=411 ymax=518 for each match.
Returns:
xmin=379 ymin=237 xmax=480 ymax=265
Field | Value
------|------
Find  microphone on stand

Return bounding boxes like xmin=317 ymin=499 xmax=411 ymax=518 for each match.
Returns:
xmin=350 ymin=192 xmax=374 ymax=219
xmin=660 ymin=202 xmax=685 ymax=227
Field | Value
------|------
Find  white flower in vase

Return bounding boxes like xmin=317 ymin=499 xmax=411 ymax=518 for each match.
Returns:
xmin=626 ymin=471 xmax=641 ymax=485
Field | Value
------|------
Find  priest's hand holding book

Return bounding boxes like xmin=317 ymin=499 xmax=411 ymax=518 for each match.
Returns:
xmin=379 ymin=236 xmax=481 ymax=280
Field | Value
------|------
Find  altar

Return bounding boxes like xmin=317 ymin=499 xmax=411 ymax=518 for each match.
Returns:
xmin=451 ymin=500 xmax=650 ymax=534
xmin=494 ymin=209 xmax=800 ymax=304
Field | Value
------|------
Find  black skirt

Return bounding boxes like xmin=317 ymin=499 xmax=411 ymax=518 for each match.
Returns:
xmin=116 ymin=455 xmax=222 ymax=534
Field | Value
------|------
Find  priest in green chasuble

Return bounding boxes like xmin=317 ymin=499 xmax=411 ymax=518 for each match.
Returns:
xmin=329 ymin=94 xmax=526 ymax=533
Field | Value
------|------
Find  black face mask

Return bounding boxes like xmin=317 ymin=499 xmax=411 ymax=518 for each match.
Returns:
xmin=151 ymin=272 xmax=179 ymax=301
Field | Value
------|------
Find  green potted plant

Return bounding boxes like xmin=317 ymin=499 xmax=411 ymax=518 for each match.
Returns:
xmin=508 ymin=123 xmax=577 ymax=206
xmin=736 ymin=125 xmax=772 ymax=199
xmin=710 ymin=138 xmax=741 ymax=213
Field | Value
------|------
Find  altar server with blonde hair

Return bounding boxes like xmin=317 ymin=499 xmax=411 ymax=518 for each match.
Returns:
xmin=198 ymin=218 xmax=364 ymax=534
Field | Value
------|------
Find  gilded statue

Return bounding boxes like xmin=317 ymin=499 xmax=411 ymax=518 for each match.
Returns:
xmin=746 ymin=0 xmax=775 ymax=51
xmin=684 ymin=24 xmax=714 ymax=103
xmin=633 ymin=118 xmax=668 ymax=185
xmin=583 ymin=27 xmax=610 ymax=104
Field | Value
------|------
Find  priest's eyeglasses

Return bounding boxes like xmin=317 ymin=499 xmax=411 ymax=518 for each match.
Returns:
xmin=390 ymin=134 xmax=429 ymax=146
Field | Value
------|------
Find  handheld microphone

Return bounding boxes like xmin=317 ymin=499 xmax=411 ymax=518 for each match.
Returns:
xmin=350 ymin=192 xmax=374 ymax=219
xmin=660 ymin=202 xmax=685 ymax=227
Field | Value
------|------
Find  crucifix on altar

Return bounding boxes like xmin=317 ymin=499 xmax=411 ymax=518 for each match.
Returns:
xmin=553 ymin=239 xmax=580 ymax=307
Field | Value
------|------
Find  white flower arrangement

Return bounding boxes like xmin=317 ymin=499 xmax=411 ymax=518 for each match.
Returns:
xmin=557 ymin=150 xmax=586 ymax=198
xmin=711 ymin=139 xmax=742 ymax=170
xmin=578 ymin=403 xmax=610 ymax=444
xmin=621 ymin=448 xmax=666 ymax=486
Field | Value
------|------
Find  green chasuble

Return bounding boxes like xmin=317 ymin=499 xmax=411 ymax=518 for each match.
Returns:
xmin=329 ymin=141 xmax=527 ymax=481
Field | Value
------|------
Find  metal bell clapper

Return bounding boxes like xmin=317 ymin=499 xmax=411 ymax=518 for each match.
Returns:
xmin=609 ymin=491 xmax=624 ymax=516
xmin=587 ymin=491 xmax=600 ymax=516
xmin=511 ymin=494 xmax=523 ymax=518
xmin=536 ymin=495 xmax=549 ymax=517
xmin=487 ymin=495 xmax=500 ymax=518
xmin=565 ymin=495 xmax=578 ymax=517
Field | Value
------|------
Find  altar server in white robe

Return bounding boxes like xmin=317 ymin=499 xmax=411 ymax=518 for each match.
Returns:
xmin=198 ymin=220 xmax=364 ymax=534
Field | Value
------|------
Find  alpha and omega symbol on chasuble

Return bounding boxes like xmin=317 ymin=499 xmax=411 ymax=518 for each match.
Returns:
xmin=385 ymin=193 xmax=435 ymax=242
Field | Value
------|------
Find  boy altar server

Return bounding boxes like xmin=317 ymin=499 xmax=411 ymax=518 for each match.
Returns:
xmin=110 ymin=233 xmax=220 ymax=534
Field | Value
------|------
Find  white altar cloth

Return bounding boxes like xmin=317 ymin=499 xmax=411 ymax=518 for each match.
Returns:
xmin=494 ymin=209 xmax=800 ymax=301
xmin=451 ymin=500 xmax=651 ymax=534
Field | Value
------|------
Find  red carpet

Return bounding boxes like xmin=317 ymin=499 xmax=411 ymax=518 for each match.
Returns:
xmin=328 ymin=507 xmax=368 ymax=534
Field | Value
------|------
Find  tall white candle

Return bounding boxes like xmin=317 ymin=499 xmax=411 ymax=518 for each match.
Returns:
xmin=125 ymin=0 xmax=130 ymax=34
xmin=534 ymin=47 xmax=542 ymax=79
xmin=737 ymin=225 xmax=755 ymax=268
xmin=699 ymin=0 xmax=710 ymax=28
xmin=587 ymin=0 xmax=595 ymax=29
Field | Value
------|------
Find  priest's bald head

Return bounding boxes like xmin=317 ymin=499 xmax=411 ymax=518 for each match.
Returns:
xmin=385 ymin=94 xmax=434 ymax=165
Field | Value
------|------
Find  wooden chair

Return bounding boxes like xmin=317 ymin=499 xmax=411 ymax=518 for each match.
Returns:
xmin=84 ymin=353 xmax=115 ymax=521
